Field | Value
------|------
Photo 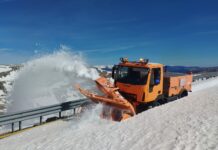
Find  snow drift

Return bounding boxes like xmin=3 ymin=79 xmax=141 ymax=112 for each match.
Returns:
xmin=7 ymin=50 xmax=99 ymax=113
xmin=1 ymin=77 xmax=218 ymax=150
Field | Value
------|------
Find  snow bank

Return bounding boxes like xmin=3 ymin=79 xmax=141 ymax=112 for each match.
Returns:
xmin=192 ymin=76 xmax=218 ymax=92
xmin=7 ymin=49 xmax=99 ymax=113
xmin=1 ymin=75 xmax=218 ymax=150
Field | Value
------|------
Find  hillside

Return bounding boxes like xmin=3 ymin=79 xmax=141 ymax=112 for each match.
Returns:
xmin=0 ymin=65 xmax=20 ymax=114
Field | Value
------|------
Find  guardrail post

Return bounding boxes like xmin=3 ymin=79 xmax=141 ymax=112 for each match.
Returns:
xmin=12 ymin=123 xmax=14 ymax=132
xmin=40 ymin=116 xmax=43 ymax=124
xmin=59 ymin=112 xmax=61 ymax=118
xmin=19 ymin=121 xmax=22 ymax=131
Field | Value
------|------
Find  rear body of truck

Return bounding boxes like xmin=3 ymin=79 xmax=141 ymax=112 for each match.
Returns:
xmin=163 ymin=73 xmax=192 ymax=99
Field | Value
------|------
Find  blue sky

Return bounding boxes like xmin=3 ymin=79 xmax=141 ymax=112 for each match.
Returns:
xmin=0 ymin=0 xmax=218 ymax=66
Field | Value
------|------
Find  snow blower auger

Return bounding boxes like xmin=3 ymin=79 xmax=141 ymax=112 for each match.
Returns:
xmin=76 ymin=77 xmax=136 ymax=121
xmin=76 ymin=58 xmax=193 ymax=121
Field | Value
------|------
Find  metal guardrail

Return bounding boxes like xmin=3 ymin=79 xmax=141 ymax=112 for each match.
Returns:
xmin=193 ymin=72 xmax=218 ymax=81
xmin=0 ymin=99 xmax=88 ymax=133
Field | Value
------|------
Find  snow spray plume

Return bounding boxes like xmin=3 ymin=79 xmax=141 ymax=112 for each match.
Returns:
xmin=69 ymin=104 xmax=111 ymax=130
xmin=7 ymin=50 xmax=99 ymax=112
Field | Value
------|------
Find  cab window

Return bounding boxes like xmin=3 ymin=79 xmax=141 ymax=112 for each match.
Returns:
xmin=149 ymin=68 xmax=161 ymax=92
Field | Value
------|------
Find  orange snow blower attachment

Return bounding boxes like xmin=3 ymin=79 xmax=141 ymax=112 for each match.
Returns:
xmin=76 ymin=77 xmax=135 ymax=121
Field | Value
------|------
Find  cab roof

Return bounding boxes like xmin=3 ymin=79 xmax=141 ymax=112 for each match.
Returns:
xmin=118 ymin=62 xmax=163 ymax=68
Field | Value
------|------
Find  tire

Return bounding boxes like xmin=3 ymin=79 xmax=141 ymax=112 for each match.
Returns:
xmin=152 ymin=100 xmax=161 ymax=107
xmin=180 ymin=90 xmax=188 ymax=98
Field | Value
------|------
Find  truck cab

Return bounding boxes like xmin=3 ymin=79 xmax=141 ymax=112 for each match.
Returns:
xmin=112 ymin=58 xmax=164 ymax=104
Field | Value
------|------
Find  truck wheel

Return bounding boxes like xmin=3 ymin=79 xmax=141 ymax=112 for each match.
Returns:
xmin=180 ymin=90 xmax=188 ymax=98
xmin=159 ymin=98 xmax=167 ymax=104
xmin=153 ymin=101 xmax=161 ymax=107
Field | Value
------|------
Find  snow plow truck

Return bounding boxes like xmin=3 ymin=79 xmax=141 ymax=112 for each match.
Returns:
xmin=76 ymin=58 xmax=193 ymax=121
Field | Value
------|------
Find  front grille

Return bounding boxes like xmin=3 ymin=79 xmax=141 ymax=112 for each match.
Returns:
xmin=119 ymin=91 xmax=137 ymax=101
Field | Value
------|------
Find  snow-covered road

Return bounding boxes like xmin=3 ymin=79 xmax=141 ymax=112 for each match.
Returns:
xmin=0 ymin=77 xmax=218 ymax=150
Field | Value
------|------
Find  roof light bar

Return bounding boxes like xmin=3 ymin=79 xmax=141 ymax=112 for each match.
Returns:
xmin=120 ymin=57 xmax=128 ymax=63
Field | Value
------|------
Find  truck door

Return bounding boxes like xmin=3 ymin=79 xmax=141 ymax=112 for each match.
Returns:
xmin=146 ymin=68 xmax=163 ymax=102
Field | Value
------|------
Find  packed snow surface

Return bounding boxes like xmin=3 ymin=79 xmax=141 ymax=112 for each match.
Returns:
xmin=1 ymin=77 xmax=218 ymax=150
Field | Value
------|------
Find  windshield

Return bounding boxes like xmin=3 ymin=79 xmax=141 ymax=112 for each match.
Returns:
xmin=115 ymin=66 xmax=149 ymax=85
